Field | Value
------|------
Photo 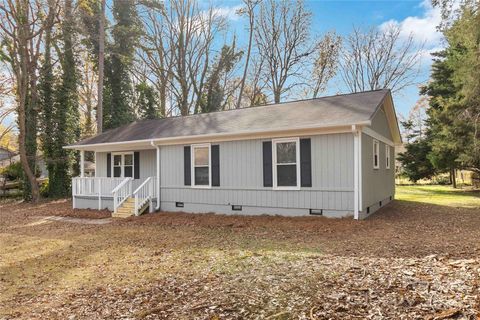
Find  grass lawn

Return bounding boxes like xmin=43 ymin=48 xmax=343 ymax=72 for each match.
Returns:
xmin=396 ymin=185 xmax=480 ymax=208
xmin=1 ymin=187 xmax=480 ymax=319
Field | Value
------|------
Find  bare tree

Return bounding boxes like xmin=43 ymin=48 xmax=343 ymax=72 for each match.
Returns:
xmin=311 ymin=31 xmax=341 ymax=98
xmin=255 ymin=0 xmax=315 ymax=103
xmin=340 ymin=25 xmax=423 ymax=93
xmin=235 ymin=0 xmax=261 ymax=109
xmin=137 ymin=0 xmax=226 ymax=116
xmin=0 ymin=0 xmax=59 ymax=202
xmin=137 ymin=1 xmax=173 ymax=117
xmin=240 ymin=55 xmax=267 ymax=107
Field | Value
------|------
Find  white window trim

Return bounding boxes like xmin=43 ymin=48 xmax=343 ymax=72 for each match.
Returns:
xmin=191 ymin=143 xmax=211 ymax=188
xmin=373 ymin=140 xmax=380 ymax=169
xmin=385 ymin=145 xmax=391 ymax=169
xmin=272 ymin=137 xmax=301 ymax=190
xmin=111 ymin=152 xmax=134 ymax=178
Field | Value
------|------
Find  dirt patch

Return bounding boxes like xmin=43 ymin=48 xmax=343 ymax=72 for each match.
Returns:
xmin=1 ymin=199 xmax=480 ymax=319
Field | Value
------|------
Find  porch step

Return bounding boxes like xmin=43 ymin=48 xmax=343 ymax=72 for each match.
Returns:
xmin=111 ymin=197 xmax=150 ymax=218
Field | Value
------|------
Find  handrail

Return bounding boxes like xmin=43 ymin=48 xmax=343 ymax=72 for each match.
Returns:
xmin=133 ymin=177 xmax=151 ymax=194
xmin=112 ymin=177 xmax=133 ymax=213
xmin=112 ymin=177 xmax=132 ymax=193
xmin=133 ymin=176 xmax=155 ymax=216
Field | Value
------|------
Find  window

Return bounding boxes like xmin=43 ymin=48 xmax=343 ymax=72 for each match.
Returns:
xmin=385 ymin=145 xmax=391 ymax=169
xmin=273 ymin=138 xmax=300 ymax=189
xmin=192 ymin=144 xmax=211 ymax=187
xmin=373 ymin=140 xmax=380 ymax=169
xmin=111 ymin=152 xmax=134 ymax=178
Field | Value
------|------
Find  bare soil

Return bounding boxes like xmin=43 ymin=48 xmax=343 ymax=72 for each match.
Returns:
xmin=0 ymin=199 xmax=479 ymax=319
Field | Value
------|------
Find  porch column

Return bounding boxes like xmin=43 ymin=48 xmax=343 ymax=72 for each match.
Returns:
xmin=80 ymin=150 xmax=85 ymax=178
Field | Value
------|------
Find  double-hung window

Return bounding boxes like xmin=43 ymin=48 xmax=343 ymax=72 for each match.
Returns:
xmin=112 ymin=152 xmax=134 ymax=178
xmin=373 ymin=140 xmax=380 ymax=169
xmin=385 ymin=145 xmax=391 ymax=169
xmin=192 ymin=144 xmax=211 ymax=187
xmin=273 ymin=138 xmax=300 ymax=189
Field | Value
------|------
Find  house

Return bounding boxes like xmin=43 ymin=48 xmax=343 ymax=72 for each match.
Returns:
xmin=0 ymin=147 xmax=16 ymax=163
xmin=66 ymin=89 xmax=402 ymax=219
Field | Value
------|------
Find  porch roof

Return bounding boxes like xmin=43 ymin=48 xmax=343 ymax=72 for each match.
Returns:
xmin=67 ymin=89 xmax=400 ymax=151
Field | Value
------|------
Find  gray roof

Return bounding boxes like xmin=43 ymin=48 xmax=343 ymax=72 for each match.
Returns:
xmin=72 ymin=89 xmax=390 ymax=146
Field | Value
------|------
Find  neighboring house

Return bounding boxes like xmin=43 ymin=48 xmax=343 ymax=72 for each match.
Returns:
xmin=0 ymin=147 xmax=16 ymax=163
xmin=66 ymin=89 xmax=402 ymax=219
xmin=0 ymin=153 xmax=48 ymax=178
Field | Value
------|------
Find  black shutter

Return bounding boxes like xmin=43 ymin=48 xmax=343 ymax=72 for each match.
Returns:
xmin=211 ymin=145 xmax=220 ymax=187
xmin=107 ymin=153 xmax=111 ymax=177
xmin=263 ymin=141 xmax=273 ymax=187
xmin=184 ymin=146 xmax=191 ymax=185
xmin=134 ymin=152 xmax=140 ymax=179
xmin=300 ymin=138 xmax=312 ymax=187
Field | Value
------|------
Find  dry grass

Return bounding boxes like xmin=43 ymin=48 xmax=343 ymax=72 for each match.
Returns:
xmin=1 ymin=193 xmax=480 ymax=319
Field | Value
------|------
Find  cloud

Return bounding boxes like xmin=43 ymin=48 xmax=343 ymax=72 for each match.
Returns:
xmin=212 ymin=5 xmax=243 ymax=21
xmin=379 ymin=0 xmax=443 ymax=49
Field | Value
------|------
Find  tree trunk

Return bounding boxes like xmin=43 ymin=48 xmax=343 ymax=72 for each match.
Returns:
xmin=97 ymin=0 xmax=105 ymax=134
xmin=274 ymin=90 xmax=281 ymax=104
xmin=236 ymin=5 xmax=255 ymax=109
xmin=452 ymin=168 xmax=457 ymax=189
xmin=17 ymin=15 xmax=40 ymax=202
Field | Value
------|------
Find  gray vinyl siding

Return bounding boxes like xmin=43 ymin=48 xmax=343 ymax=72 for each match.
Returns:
xmin=95 ymin=149 xmax=156 ymax=179
xmin=160 ymin=133 xmax=354 ymax=215
xmin=361 ymin=133 xmax=395 ymax=214
xmin=370 ymin=104 xmax=393 ymax=141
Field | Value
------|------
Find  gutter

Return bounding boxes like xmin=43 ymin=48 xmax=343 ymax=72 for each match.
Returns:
xmin=64 ymin=121 xmax=372 ymax=150
xmin=151 ymin=140 xmax=161 ymax=211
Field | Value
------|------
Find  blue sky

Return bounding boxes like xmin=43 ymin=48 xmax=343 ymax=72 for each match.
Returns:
xmin=209 ymin=0 xmax=444 ymax=118
xmin=2 ymin=0 xmax=443 ymax=130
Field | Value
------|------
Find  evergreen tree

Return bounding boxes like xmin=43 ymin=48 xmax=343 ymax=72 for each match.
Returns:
xmin=398 ymin=137 xmax=436 ymax=183
xmin=52 ymin=0 xmax=80 ymax=197
xmin=136 ymin=82 xmax=158 ymax=120
xmin=199 ymin=44 xmax=243 ymax=113
xmin=103 ymin=0 xmax=141 ymax=129
xmin=38 ymin=15 xmax=57 ymax=196
xmin=421 ymin=5 xmax=480 ymax=183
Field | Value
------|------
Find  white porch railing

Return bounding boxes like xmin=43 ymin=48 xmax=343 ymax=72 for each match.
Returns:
xmin=112 ymin=178 xmax=133 ymax=214
xmin=72 ymin=176 xmax=157 ymax=213
xmin=133 ymin=177 xmax=155 ymax=216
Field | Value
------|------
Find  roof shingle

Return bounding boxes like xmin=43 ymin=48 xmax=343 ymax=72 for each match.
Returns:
xmin=72 ymin=89 xmax=389 ymax=146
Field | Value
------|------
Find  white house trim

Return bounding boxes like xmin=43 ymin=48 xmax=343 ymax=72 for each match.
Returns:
xmin=154 ymin=143 xmax=161 ymax=210
xmin=111 ymin=152 xmax=134 ymax=178
xmin=190 ymin=143 xmax=212 ymax=189
xmin=65 ymin=123 xmax=370 ymax=152
xmin=80 ymin=150 xmax=85 ymax=178
xmin=362 ymin=126 xmax=394 ymax=147
xmin=272 ymin=137 xmax=301 ymax=191
xmin=352 ymin=125 xmax=360 ymax=220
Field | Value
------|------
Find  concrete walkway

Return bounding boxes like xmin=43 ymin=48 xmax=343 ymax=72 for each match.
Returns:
xmin=34 ymin=216 xmax=112 ymax=225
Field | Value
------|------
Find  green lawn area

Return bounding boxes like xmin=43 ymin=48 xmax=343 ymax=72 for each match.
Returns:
xmin=396 ymin=184 xmax=480 ymax=208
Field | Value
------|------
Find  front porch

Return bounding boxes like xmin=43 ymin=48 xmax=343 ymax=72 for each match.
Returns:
xmin=72 ymin=176 xmax=157 ymax=216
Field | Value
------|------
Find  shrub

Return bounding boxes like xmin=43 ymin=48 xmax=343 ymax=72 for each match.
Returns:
xmin=0 ymin=162 xmax=23 ymax=181
xmin=40 ymin=179 xmax=49 ymax=198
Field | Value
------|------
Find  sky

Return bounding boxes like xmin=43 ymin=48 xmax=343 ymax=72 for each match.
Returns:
xmin=2 ymin=0 xmax=444 ymax=129
xmin=208 ymin=0 xmax=445 ymax=118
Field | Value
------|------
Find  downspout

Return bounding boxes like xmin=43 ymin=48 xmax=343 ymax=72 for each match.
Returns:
xmin=352 ymin=125 xmax=360 ymax=220
xmin=151 ymin=140 xmax=161 ymax=210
